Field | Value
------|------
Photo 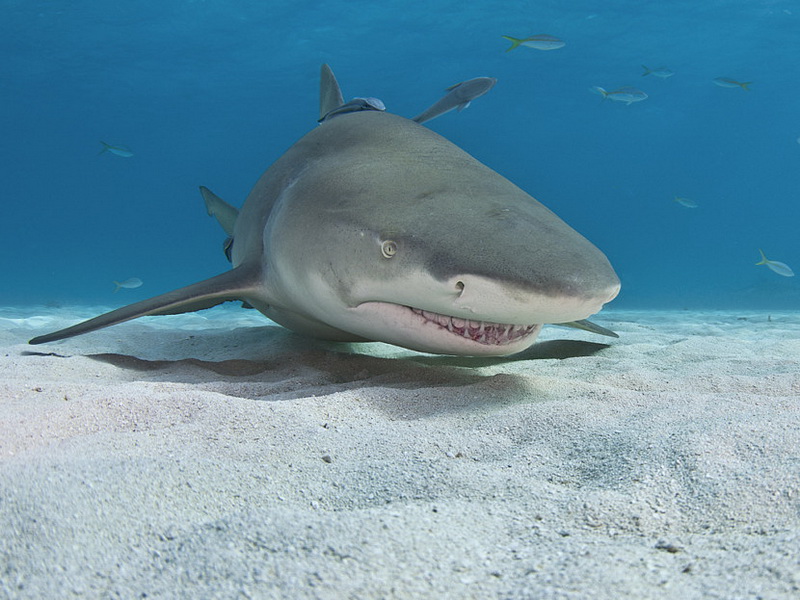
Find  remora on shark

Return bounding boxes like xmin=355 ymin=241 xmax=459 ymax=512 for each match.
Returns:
xmin=30 ymin=64 xmax=620 ymax=356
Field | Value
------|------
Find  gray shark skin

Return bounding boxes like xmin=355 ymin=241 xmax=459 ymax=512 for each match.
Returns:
xmin=29 ymin=65 xmax=620 ymax=356
xmin=412 ymin=77 xmax=497 ymax=124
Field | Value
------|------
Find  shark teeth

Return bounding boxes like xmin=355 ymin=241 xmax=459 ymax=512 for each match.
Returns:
xmin=410 ymin=307 xmax=537 ymax=346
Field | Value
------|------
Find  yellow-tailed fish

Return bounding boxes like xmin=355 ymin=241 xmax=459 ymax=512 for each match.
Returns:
xmin=674 ymin=196 xmax=698 ymax=208
xmin=641 ymin=65 xmax=675 ymax=78
xmin=755 ymin=249 xmax=794 ymax=277
xmin=590 ymin=86 xmax=648 ymax=105
xmin=502 ymin=34 xmax=565 ymax=52
xmin=712 ymin=77 xmax=751 ymax=90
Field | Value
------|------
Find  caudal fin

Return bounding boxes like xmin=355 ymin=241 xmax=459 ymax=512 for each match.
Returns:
xmin=502 ymin=36 xmax=523 ymax=52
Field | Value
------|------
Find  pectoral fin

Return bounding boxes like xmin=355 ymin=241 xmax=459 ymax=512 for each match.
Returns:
xmin=554 ymin=319 xmax=619 ymax=338
xmin=29 ymin=265 xmax=261 ymax=345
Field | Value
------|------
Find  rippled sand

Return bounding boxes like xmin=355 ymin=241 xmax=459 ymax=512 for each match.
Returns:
xmin=1 ymin=305 xmax=798 ymax=598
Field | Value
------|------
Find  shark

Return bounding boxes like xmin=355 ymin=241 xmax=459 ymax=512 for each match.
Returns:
xmin=30 ymin=64 xmax=620 ymax=357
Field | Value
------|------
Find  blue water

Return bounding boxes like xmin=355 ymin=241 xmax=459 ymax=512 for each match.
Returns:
xmin=3 ymin=0 xmax=799 ymax=310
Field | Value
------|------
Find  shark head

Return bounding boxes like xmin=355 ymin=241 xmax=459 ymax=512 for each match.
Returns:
xmin=29 ymin=65 xmax=619 ymax=357
xmin=252 ymin=110 xmax=619 ymax=356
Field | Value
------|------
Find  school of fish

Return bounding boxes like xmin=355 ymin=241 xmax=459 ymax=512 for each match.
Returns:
xmin=501 ymin=31 xmax=793 ymax=279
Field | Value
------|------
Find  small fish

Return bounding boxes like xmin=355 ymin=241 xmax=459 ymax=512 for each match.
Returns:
xmin=502 ymin=34 xmax=565 ymax=52
xmin=590 ymin=86 xmax=648 ymax=105
xmin=712 ymin=77 xmax=751 ymax=90
xmin=755 ymin=249 xmax=794 ymax=277
xmin=412 ymin=77 xmax=497 ymax=124
xmin=674 ymin=196 xmax=698 ymax=208
xmin=113 ymin=277 xmax=144 ymax=292
xmin=641 ymin=65 xmax=675 ymax=78
xmin=99 ymin=141 xmax=134 ymax=157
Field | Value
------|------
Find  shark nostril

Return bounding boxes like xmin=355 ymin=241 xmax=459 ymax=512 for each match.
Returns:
xmin=455 ymin=281 xmax=465 ymax=295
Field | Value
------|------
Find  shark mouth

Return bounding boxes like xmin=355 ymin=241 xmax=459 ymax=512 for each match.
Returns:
xmin=409 ymin=307 xmax=539 ymax=346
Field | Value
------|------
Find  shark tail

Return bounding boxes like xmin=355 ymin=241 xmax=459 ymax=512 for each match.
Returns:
xmin=755 ymin=248 xmax=768 ymax=265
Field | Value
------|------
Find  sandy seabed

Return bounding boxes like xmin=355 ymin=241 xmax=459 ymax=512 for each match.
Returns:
xmin=1 ymin=305 xmax=798 ymax=599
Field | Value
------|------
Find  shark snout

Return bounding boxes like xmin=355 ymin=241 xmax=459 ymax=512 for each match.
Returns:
xmin=449 ymin=270 xmax=619 ymax=325
xmin=603 ymin=281 xmax=622 ymax=304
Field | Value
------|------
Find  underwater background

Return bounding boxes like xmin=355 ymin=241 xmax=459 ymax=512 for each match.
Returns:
xmin=2 ymin=0 xmax=798 ymax=311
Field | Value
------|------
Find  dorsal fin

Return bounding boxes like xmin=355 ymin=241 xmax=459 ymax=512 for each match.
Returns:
xmin=200 ymin=186 xmax=238 ymax=236
xmin=29 ymin=265 xmax=261 ymax=345
xmin=319 ymin=64 xmax=344 ymax=121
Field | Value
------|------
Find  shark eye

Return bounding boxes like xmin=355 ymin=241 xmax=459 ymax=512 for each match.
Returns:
xmin=381 ymin=240 xmax=398 ymax=259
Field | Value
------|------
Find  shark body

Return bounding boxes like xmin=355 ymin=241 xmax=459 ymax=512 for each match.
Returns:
xmin=30 ymin=65 xmax=620 ymax=356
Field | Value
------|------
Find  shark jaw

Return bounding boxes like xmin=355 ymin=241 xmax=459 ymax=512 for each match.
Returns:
xmin=347 ymin=302 xmax=544 ymax=356
xmin=409 ymin=307 xmax=540 ymax=346
xmin=282 ymin=272 xmax=620 ymax=356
